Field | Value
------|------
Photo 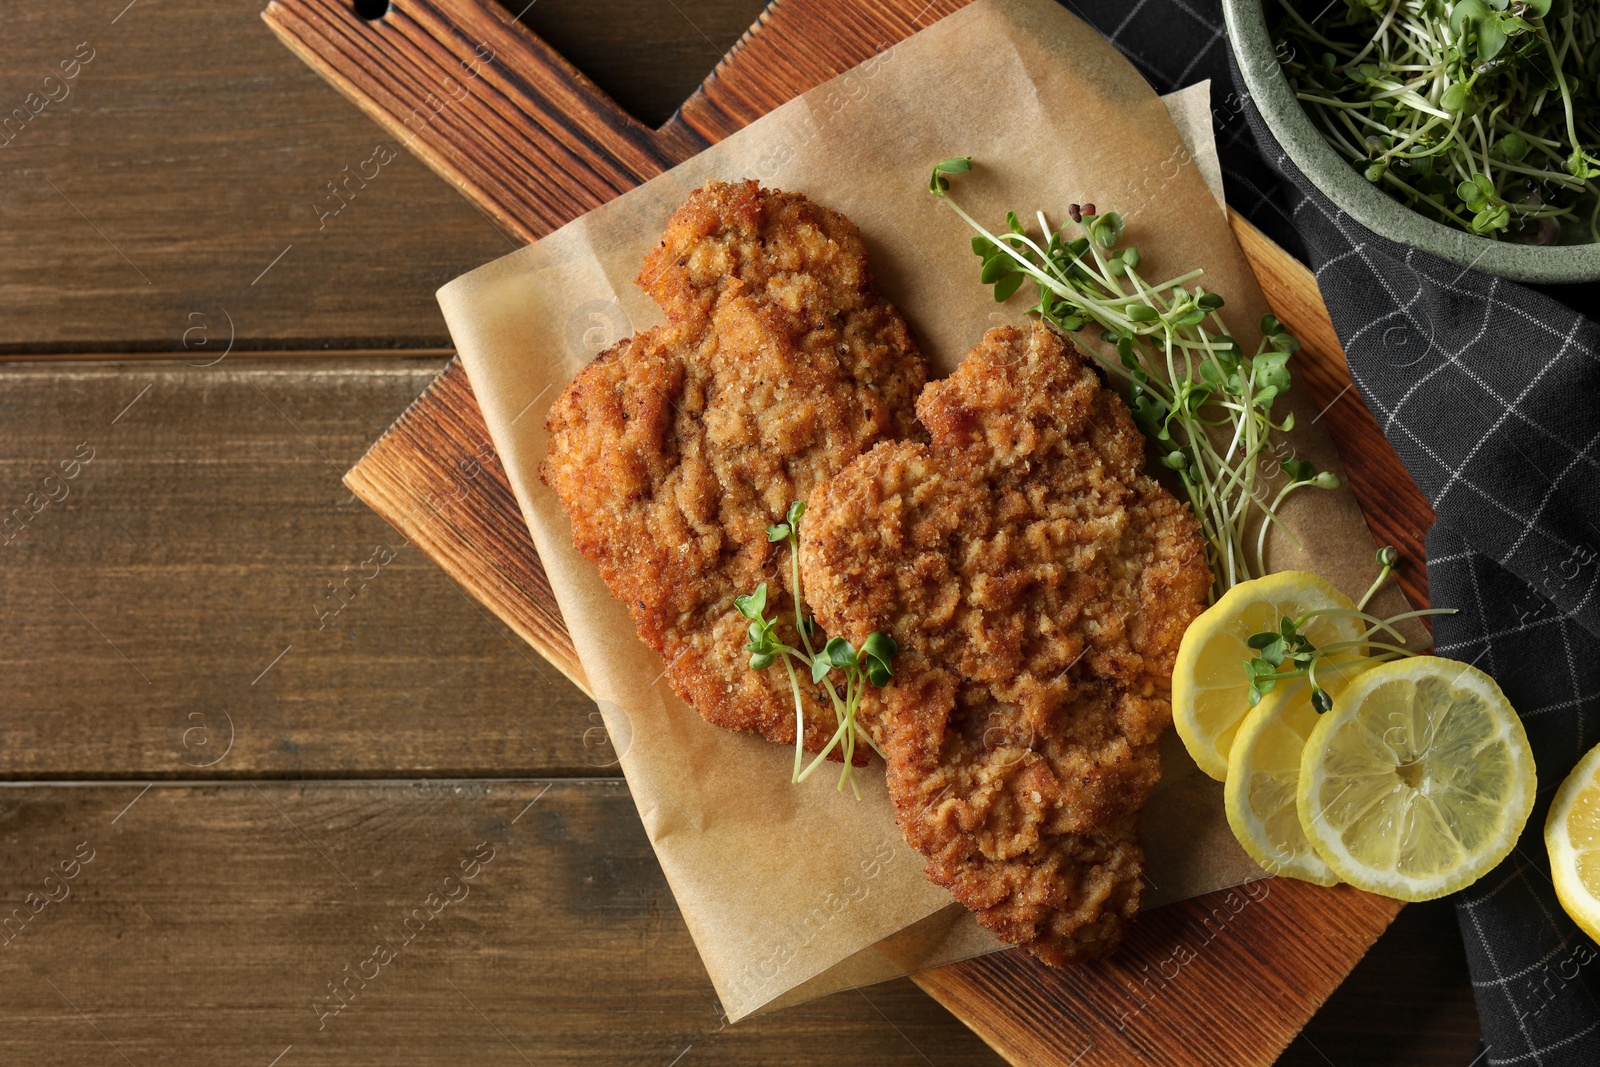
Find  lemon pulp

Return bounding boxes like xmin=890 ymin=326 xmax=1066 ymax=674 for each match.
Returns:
xmin=1225 ymin=659 xmax=1375 ymax=885
xmin=1545 ymin=741 xmax=1600 ymax=942
xmin=1298 ymin=656 xmax=1535 ymax=901
xmin=1173 ymin=571 xmax=1365 ymax=781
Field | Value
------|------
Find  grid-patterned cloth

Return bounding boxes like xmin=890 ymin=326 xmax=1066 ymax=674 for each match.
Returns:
xmin=1059 ymin=0 xmax=1600 ymax=1062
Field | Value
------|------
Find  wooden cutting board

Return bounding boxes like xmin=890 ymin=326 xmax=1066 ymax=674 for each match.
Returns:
xmin=262 ymin=0 xmax=1438 ymax=1062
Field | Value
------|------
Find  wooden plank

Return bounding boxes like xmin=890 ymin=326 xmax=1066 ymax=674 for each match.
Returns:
xmin=259 ymin=0 xmax=968 ymax=243
xmin=0 ymin=348 xmax=454 ymax=365
xmin=0 ymin=0 xmax=766 ymax=355
xmin=0 ymin=358 xmax=599 ymax=779
xmin=0 ymin=780 xmax=1005 ymax=1066
xmin=676 ymin=0 xmax=968 ymax=141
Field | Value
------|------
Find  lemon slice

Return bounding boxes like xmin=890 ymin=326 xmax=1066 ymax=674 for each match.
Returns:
xmin=1545 ymin=742 xmax=1600 ymax=942
xmin=1298 ymin=656 xmax=1536 ymax=901
xmin=1224 ymin=658 xmax=1376 ymax=885
xmin=1173 ymin=571 xmax=1366 ymax=781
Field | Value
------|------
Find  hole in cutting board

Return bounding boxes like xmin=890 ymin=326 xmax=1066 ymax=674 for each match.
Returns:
xmin=500 ymin=0 xmax=770 ymax=129
xmin=353 ymin=0 xmax=391 ymax=18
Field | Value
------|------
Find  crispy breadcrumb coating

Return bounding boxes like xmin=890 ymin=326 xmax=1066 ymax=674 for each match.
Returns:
xmin=801 ymin=322 xmax=1210 ymax=963
xmin=542 ymin=181 xmax=927 ymax=757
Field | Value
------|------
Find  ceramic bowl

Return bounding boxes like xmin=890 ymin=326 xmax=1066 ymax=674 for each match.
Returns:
xmin=1222 ymin=0 xmax=1600 ymax=283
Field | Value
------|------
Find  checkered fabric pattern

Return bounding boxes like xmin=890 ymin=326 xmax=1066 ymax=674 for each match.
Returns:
xmin=1060 ymin=0 xmax=1600 ymax=1062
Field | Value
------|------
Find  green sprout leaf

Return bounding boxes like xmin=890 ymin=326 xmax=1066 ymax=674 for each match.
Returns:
xmin=1495 ymin=132 xmax=1529 ymax=161
xmin=928 ymin=156 xmax=972 ymax=194
xmin=1092 ymin=211 xmax=1125 ymax=248
xmin=1281 ymin=457 xmax=1316 ymax=483
xmin=980 ymin=254 xmax=1017 ymax=285
xmin=861 ymin=632 xmax=898 ymax=687
xmin=822 ymin=637 xmax=857 ymax=671
xmin=992 ymin=272 xmax=1025 ymax=302
xmin=734 ymin=583 xmax=768 ymax=621
xmin=1566 ymin=150 xmax=1600 ymax=180
xmin=1254 ymin=350 xmax=1293 ymax=394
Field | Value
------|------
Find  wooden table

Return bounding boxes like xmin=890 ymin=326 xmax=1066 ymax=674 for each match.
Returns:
xmin=0 ymin=2 xmax=1479 ymax=1063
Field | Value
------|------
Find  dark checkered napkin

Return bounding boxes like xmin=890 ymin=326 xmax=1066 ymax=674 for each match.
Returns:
xmin=1059 ymin=0 xmax=1600 ymax=1062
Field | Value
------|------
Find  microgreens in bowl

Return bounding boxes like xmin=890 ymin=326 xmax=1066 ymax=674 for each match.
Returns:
xmin=1244 ymin=547 xmax=1457 ymax=711
xmin=1276 ymin=0 xmax=1600 ymax=242
xmin=928 ymin=158 xmax=1339 ymax=599
xmin=735 ymin=500 xmax=896 ymax=798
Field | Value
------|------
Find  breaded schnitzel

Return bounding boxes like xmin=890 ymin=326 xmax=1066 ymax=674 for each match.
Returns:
xmin=639 ymin=178 xmax=884 ymax=331
xmin=800 ymin=322 xmax=1210 ymax=963
xmin=542 ymin=181 xmax=927 ymax=757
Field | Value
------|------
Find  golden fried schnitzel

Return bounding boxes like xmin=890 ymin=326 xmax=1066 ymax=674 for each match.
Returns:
xmin=542 ymin=181 xmax=927 ymax=757
xmin=800 ymin=322 xmax=1210 ymax=963
xmin=638 ymin=177 xmax=886 ymax=331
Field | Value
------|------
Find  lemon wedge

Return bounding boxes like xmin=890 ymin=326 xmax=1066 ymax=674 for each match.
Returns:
xmin=1297 ymin=656 xmax=1535 ymax=902
xmin=1173 ymin=571 xmax=1366 ymax=781
xmin=1225 ymin=658 xmax=1376 ymax=885
xmin=1545 ymin=742 xmax=1600 ymax=942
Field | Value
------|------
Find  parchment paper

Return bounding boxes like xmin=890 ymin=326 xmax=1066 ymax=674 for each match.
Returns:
xmin=437 ymin=0 xmax=1412 ymax=1021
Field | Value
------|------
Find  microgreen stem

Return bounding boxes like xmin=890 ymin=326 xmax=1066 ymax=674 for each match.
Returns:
xmin=736 ymin=503 xmax=898 ymax=797
xmin=1243 ymin=550 xmax=1460 ymax=711
xmin=780 ymin=653 xmax=806 ymax=782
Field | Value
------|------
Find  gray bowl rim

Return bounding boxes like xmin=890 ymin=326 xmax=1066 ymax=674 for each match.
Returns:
xmin=1222 ymin=0 xmax=1600 ymax=284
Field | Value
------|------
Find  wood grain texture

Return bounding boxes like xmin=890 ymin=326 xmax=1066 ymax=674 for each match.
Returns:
xmin=260 ymin=0 xmax=969 ymax=242
xmin=0 ymin=359 xmax=598 ymax=779
xmin=0 ymin=780 xmax=1004 ymax=1066
xmin=344 ymin=355 xmax=589 ymax=694
xmin=917 ymin=881 xmax=1400 ymax=1066
xmin=273 ymin=0 xmax=1444 ymax=1062
xmin=262 ymin=0 xmax=697 ymax=244
xmin=674 ymin=0 xmax=969 ymax=141
xmin=0 ymin=0 xmax=512 ymax=354
xmin=1283 ymin=898 xmax=1476 ymax=1066
xmin=510 ymin=0 xmax=771 ymax=129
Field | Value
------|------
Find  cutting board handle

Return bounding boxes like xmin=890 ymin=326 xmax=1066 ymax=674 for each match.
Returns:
xmin=262 ymin=0 xmax=962 ymax=241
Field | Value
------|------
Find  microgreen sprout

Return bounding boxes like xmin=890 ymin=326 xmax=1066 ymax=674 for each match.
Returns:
xmin=1243 ymin=547 xmax=1458 ymax=711
xmin=1276 ymin=0 xmax=1600 ymax=243
xmin=928 ymin=159 xmax=1339 ymax=599
xmin=735 ymin=501 xmax=896 ymax=797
